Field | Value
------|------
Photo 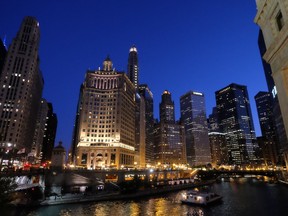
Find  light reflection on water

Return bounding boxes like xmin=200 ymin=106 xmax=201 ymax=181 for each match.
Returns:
xmin=19 ymin=178 xmax=288 ymax=216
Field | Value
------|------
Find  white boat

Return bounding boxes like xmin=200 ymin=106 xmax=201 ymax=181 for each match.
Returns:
xmin=181 ymin=190 xmax=222 ymax=205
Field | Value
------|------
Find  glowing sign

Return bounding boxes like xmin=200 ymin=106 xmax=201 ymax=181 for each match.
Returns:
xmin=272 ymin=86 xmax=277 ymax=98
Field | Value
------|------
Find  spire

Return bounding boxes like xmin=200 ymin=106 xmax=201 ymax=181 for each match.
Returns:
xmin=103 ymin=55 xmax=113 ymax=71
xmin=129 ymin=45 xmax=137 ymax=53
xmin=127 ymin=45 xmax=139 ymax=89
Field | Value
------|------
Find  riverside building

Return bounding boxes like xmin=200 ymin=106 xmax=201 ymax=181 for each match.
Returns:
xmin=215 ymin=83 xmax=259 ymax=165
xmin=154 ymin=90 xmax=186 ymax=166
xmin=180 ymin=91 xmax=211 ymax=167
xmin=73 ymin=57 xmax=136 ymax=169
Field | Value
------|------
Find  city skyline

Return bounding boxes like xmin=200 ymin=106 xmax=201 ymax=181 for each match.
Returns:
xmin=0 ymin=1 xmax=266 ymax=151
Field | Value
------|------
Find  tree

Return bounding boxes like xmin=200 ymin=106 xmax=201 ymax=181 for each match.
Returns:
xmin=0 ymin=177 xmax=17 ymax=204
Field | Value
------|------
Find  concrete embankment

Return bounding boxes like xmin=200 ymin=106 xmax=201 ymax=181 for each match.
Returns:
xmin=40 ymin=180 xmax=215 ymax=206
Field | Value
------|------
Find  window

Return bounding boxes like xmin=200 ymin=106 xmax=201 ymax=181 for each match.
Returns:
xmin=276 ymin=11 xmax=284 ymax=31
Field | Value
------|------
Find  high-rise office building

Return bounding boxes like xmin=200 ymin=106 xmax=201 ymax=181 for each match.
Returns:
xmin=216 ymin=83 xmax=258 ymax=165
xmin=257 ymin=29 xmax=287 ymax=163
xmin=41 ymin=103 xmax=57 ymax=163
xmin=254 ymin=92 xmax=278 ymax=165
xmin=255 ymin=0 xmax=288 ymax=168
xmin=0 ymin=17 xmax=44 ymax=160
xmin=0 ymin=38 xmax=7 ymax=76
xmin=154 ymin=91 xmax=186 ymax=166
xmin=208 ymin=132 xmax=228 ymax=166
xmin=70 ymin=87 xmax=82 ymax=164
xmin=127 ymin=45 xmax=139 ymax=90
xmin=139 ymin=84 xmax=154 ymax=166
xmin=180 ymin=91 xmax=211 ymax=166
xmin=160 ymin=90 xmax=175 ymax=124
xmin=31 ymin=99 xmax=49 ymax=163
xmin=73 ymin=57 xmax=136 ymax=169
xmin=134 ymin=93 xmax=146 ymax=168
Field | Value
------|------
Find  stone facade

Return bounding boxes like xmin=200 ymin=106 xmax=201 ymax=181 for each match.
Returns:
xmin=73 ymin=57 xmax=136 ymax=169
xmin=255 ymin=0 xmax=288 ymax=168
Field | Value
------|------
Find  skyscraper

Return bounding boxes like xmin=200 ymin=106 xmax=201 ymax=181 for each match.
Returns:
xmin=180 ymin=91 xmax=211 ymax=166
xmin=216 ymin=83 xmax=258 ymax=165
xmin=41 ymin=103 xmax=57 ymax=164
xmin=254 ymin=92 xmax=278 ymax=166
xmin=134 ymin=93 xmax=146 ymax=168
xmin=257 ymin=29 xmax=287 ymax=163
xmin=154 ymin=90 xmax=186 ymax=166
xmin=139 ymin=84 xmax=154 ymax=166
xmin=31 ymin=99 xmax=49 ymax=163
xmin=127 ymin=45 xmax=139 ymax=90
xmin=0 ymin=17 xmax=43 ymax=159
xmin=72 ymin=57 xmax=136 ymax=169
xmin=160 ymin=90 xmax=175 ymax=124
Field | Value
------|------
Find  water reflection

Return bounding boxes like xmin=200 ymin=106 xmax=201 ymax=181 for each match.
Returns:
xmin=23 ymin=179 xmax=288 ymax=216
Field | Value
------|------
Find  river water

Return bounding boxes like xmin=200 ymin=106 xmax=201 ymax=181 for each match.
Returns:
xmin=4 ymin=178 xmax=288 ymax=216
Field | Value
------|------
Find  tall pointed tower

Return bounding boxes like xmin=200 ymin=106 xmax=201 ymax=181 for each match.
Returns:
xmin=127 ymin=45 xmax=139 ymax=90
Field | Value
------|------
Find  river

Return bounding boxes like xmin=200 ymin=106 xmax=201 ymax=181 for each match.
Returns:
xmin=4 ymin=178 xmax=288 ymax=216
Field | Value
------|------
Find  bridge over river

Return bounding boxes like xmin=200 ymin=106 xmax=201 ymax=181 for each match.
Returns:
xmin=0 ymin=168 xmax=281 ymax=193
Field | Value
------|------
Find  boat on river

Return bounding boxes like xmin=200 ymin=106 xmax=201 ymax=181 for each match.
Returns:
xmin=181 ymin=190 xmax=222 ymax=205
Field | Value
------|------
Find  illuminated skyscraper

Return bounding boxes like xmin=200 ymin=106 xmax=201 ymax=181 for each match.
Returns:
xmin=160 ymin=90 xmax=175 ymax=124
xmin=209 ymin=132 xmax=228 ymax=166
xmin=257 ymin=29 xmax=287 ymax=163
xmin=139 ymin=84 xmax=154 ymax=165
xmin=216 ymin=83 xmax=259 ymax=165
xmin=255 ymin=92 xmax=277 ymax=166
xmin=73 ymin=57 xmax=136 ymax=169
xmin=0 ymin=17 xmax=43 ymax=158
xmin=134 ymin=93 xmax=146 ymax=168
xmin=180 ymin=91 xmax=211 ymax=166
xmin=127 ymin=45 xmax=139 ymax=90
xmin=154 ymin=91 xmax=186 ymax=166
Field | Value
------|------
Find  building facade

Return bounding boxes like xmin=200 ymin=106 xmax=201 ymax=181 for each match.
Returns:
xmin=41 ymin=102 xmax=57 ymax=163
xmin=254 ymin=91 xmax=278 ymax=166
xmin=31 ymin=99 xmax=49 ymax=163
xmin=138 ymin=84 xmax=154 ymax=166
xmin=0 ymin=17 xmax=43 ymax=162
xmin=134 ymin=93 xmax=146 ymax=168
xmin=255 ymin=0 xmax=288 ymax=167
xmin=51 ymin=141 xmax=66 ymax=171
xmin=216 ymin=83 xmax=259 ymax=165
xmin=73 ymin=57 xmax=136 ymax=169
xmin=208 ymin=132 xmax=228 ymax=166
xmin=257 ymin=28 xmax=288 ymax=164
xmin=154 ymin=91 xmax=186 ymax=166
xmin=180 ymin=91 xmax=211 ymax=167
xmin=127 ymin=45 xmax=139 ymax=90
xmin=208 ymin=107 xmax=220 ymax=133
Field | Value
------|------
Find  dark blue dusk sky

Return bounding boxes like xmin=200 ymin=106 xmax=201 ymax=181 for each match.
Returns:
xmin=0 ymin=1 xmax=267 ymax=151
